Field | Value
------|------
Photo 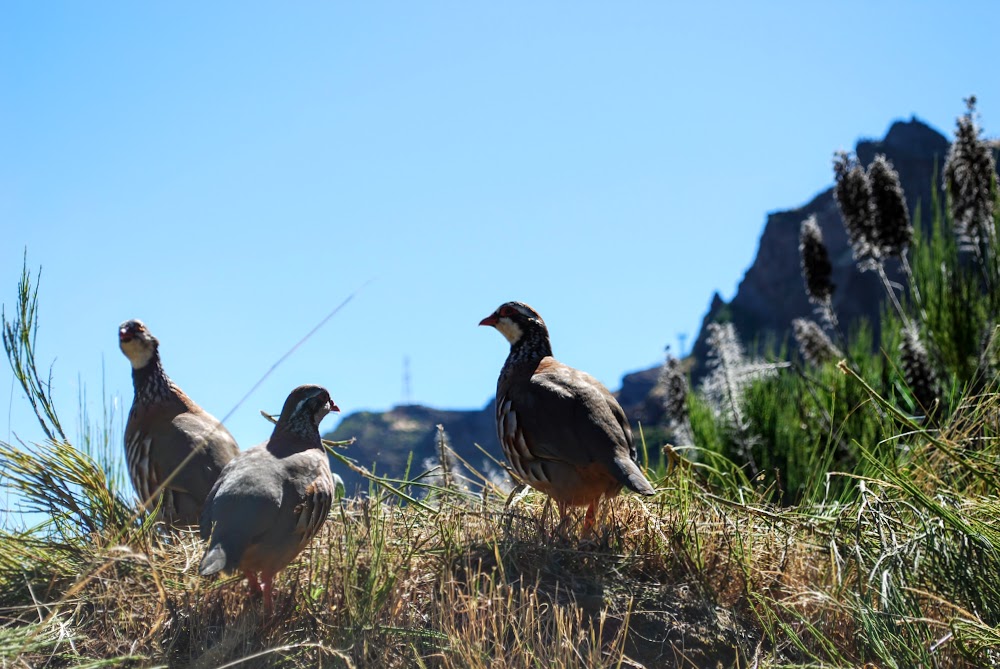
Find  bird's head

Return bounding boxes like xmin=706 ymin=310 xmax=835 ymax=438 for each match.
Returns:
xmin=279 ymin=384 xmax=340 ymax=429
xmin=479 ymin=301 xmax=548 ymax=346
xmin=118 ymin=319 xmax=159 ymax=369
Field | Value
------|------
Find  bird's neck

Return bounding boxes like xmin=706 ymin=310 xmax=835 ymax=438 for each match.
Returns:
xmin=268 ymin=418 xmax=322 ymax=456
xmin=502 ymin=330 xmax=553 ymax=377
xmin=131 ymin=354 xmax=178 ymax=405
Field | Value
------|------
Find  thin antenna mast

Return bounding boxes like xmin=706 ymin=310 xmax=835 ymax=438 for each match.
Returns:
xmin=402 ymin=355 xmax=412 ymax=405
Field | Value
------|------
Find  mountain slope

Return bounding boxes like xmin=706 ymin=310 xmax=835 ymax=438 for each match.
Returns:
xmin=688 ymin=118 xmax=949 ymax=380
xmin=326 ymin=117 xmax=953 ymax=490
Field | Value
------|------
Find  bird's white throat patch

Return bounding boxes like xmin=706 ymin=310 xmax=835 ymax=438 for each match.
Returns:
xmin=495 ymin=318 xmax=523 ymax=345
xmin=121 ymin=340 xmax=156 ymax=369
xmin=294 ymin=394 xmax=331 ymax=426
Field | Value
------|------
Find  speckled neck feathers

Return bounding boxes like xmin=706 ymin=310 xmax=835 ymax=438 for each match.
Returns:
xmin=131 ymin=352 xmax=183 ymax=407
xmin=500 ymin=324 xmax=553 ymax=384
xmin=268 ymin=410 xmax=323 ymax=456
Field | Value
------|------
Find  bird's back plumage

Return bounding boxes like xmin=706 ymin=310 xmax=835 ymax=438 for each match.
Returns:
xmin=198 ymin=384 xmax=338 ymax=609
xmin=199 ymin=444 xmax=331 ymax=576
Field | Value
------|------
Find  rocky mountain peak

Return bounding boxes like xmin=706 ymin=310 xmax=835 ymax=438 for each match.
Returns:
xmin=327 ymin=117 xmax=960 ymax=490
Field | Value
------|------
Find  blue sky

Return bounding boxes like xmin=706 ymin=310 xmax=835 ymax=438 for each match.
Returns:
xmin=1 ymin=3 xmax=997 ymax=454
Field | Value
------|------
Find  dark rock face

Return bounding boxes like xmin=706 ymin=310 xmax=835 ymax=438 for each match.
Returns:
xmin=688 ymin=118 xmax=950 ymax=380
xmin=616 ymin=365 xmax=664 ymax=424
xmin=326 ymin=117 xmax=958 ymax=494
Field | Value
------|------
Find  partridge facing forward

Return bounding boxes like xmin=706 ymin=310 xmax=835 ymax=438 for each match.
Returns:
xmin=119 ymin=319 xmax=240 ymax=526
xmin=480 ymin=302 xmax=655 ymax=528
xmin=199 ymin=384 xmax=339 ymax=611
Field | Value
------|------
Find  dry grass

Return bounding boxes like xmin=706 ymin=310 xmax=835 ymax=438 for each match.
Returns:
xmin=2 ymin=424 xmax=997 ymax=669
xmin=0 ymin=478 xmax=757 ymax=668
xmin=2 ymin=257 xmax=998 ymax=668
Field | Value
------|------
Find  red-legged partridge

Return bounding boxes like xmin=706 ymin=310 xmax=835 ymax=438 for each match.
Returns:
xmin=480 ymin=302 xmax=655 ymax=529
xmin=199 ymin=384 xmax=338 ymax=611
xmin=119 ymin=319 xmax=239 ymax=526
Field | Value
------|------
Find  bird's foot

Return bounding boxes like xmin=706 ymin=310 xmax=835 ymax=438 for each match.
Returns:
xmin=260 ymin=573 xmax=275 ymax=614
xmin=245 ymin=571 xmax=263 ymax=595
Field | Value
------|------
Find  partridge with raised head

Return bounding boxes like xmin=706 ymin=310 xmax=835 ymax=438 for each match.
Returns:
xmin=199 ymin=384 xmax=339 ymax=611
xmin=480 ymin=302 xmax=655 ymax=529
xmin=119 ymin=319 xmax=240 ymax=526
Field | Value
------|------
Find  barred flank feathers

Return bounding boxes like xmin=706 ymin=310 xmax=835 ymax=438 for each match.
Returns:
xmin=899 ymin=326 xmax=939 ymax=414
xmin=868 ymin=154 xmax=913 ymax=258
xmin=943 ymin=96 xmax=997 ymax=249
xmin=799 ymin=216 xmax=834 ymax=305
xmin=792 ymin=318 xmax=842 ymax=367
xmin=833 ymin=151 xmax=879 ymax=269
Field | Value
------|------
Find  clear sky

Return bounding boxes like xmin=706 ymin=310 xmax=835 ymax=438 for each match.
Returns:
xmin=1 ymin=3 xmax=997 ymax=453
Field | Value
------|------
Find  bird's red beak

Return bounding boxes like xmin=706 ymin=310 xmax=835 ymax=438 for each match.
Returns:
xmin=119 ymin=328 xmax=132 ymax=343
xmin=329 ymin=399 xmax=340 ymax=413
xmin=479 ymin=313 xmax=498 ymax=327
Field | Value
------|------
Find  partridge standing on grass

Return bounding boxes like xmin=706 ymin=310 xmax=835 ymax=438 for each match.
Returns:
xmin=199 ymin=384 xmax=339 ymax=611
xmin=119 ymin=319 xmax=240 ymax=526
xmin=480 ymin=302 xmax=655 ymax=529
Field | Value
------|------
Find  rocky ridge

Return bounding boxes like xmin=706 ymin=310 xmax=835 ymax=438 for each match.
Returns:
xmin=326 ymin=117 xmax=953 ymax=493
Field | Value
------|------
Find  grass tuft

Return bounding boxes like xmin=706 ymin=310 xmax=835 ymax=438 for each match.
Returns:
xmin=3 ymin=100 xmax=1000 ymax=667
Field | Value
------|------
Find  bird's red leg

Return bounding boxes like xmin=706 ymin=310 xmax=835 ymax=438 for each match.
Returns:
xmin=245 ymin=570 xmax=262 ymax=595
xmin=584 ymin=500 xmax=599 ymax=532
xmin=260 ymin=572 xmax=275 ymax=613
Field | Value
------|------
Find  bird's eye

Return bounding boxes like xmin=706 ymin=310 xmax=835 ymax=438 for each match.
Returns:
xmin=499 ymin=306 xmax=515 ymax=318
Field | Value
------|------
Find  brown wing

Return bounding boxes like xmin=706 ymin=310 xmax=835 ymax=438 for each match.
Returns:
xmin=125 ymin=402 xmax=240 ymax=524
xmin=499 ymin=358 xmax=653 ymax=495
xmin=293 ymin=471 xmax=333 ymax=545
xmin=284 ymin=449 xmax=334 ymax=558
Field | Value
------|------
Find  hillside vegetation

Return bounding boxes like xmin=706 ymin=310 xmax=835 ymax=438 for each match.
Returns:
xmin=1 ymin=100 xmax=998 ymax=668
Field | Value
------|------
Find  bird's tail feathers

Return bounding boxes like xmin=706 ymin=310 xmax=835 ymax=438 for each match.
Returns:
xmin=618 ymin=458 xmax=656 ymax=496
xmin=199 ymin=543 xmax=228 ymax=576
